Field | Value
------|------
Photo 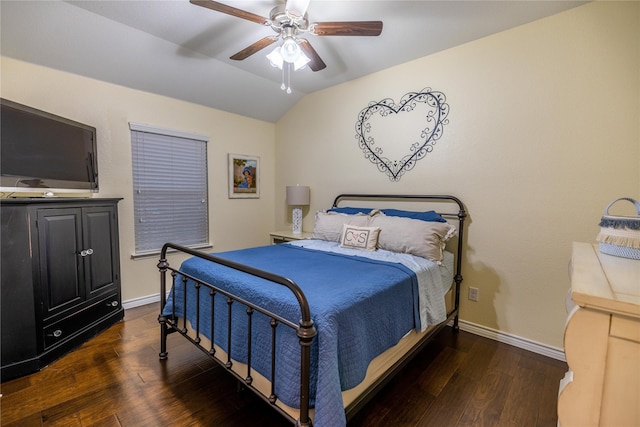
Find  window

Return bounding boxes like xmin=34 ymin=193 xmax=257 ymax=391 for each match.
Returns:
xmin=130 ymin=123 xmax=209 ymax=256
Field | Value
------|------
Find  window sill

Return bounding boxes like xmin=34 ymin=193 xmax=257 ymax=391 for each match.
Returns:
xmin=130 ymin=243 xmax=213 ymax=260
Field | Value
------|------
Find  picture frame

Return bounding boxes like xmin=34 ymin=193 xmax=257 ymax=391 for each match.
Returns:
xmin=228 ymin=153 xmax=260 ymax=198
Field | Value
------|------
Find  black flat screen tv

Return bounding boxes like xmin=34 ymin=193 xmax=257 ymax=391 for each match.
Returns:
xmin=1 ymin=98 xmax=98 ymax=195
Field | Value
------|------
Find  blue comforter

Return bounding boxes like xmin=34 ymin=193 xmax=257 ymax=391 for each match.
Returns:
xmin=163 ymin=243 xmax=420 ymax=427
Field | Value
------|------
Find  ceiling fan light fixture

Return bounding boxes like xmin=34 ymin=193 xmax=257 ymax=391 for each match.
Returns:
xmin=281 ymin=37 xmax=301 ymax=63
xmin=267 ymin=42 xmax=310 ymax=71
xmin=266 ymin=40 xmax=310 ymax=94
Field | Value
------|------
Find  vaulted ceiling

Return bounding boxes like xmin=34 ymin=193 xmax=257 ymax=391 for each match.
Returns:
xmin=1 ymin=1 xmax=586 ymax=122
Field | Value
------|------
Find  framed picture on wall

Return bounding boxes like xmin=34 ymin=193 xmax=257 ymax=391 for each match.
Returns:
xmin=228 ymin=153 xmax=260 ymax=198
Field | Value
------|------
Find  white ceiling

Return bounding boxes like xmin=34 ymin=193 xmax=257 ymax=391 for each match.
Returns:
xmin=1 ymin=0 xmax=586 ymax=123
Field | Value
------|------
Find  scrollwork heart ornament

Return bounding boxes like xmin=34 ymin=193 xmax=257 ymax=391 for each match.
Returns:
xmin=355 ymin=88 xmax=450 ymax=181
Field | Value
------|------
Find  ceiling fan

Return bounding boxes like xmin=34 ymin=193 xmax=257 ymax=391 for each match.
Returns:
xmin=190 ymin=0 xmax=383 ymax=72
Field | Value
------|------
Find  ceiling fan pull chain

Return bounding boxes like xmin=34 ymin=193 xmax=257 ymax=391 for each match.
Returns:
xmin=286 ymin=63 xmax=292 ymax=94
xmin=280 ymin=64 xmax=286 ymax=91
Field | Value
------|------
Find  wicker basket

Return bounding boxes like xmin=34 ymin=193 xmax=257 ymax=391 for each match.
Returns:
xmin=596 ymin=197 xmax=640 ymax=260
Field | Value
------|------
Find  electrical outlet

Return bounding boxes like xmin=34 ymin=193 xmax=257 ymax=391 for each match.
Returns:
xmin=468 ymin=287 xmax=479 ymax=302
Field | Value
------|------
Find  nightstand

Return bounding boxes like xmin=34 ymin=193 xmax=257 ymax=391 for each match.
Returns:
xmin=270 ymin=230 xmax=313 ymax=244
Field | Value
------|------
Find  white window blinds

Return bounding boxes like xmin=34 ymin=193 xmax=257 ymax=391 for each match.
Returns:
xmin=130 ymin=123 xmax=209 ymax=255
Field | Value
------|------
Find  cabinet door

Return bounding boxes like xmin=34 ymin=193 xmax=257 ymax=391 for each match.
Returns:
xmin=1 ymin=205 xmax=38 ymax=370
xmin=82 ymin=206 xmax=120 ymax=297
xmin=37 ymin=208 xmax=84 ymax=318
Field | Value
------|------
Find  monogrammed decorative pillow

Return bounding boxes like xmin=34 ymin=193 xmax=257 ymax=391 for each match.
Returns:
xmin=339 ymin=224 xmax=381 ymax=251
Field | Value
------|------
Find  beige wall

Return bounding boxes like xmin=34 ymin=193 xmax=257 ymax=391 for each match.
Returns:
xmin=275 ymin=2 xmax=640 ymax=348
xmin=0 ymin=57 xmax=276 ymax=303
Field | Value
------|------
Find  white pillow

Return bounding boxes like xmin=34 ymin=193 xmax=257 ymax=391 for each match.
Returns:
xmin=339 ymin=224 xmax=381 ymax=251
xmin=312 ymin=211 xmax=371 ymax=242
xmin=370 ymin=214 xmax=456 ymax=262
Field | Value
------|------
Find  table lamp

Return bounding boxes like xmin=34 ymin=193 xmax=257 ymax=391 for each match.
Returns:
xmin=286 ymin=185 xmax=310 ymax=234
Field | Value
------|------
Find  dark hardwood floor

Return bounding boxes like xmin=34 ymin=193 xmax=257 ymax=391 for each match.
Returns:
xmin=0 ymin=304 xmax=567 ymax=426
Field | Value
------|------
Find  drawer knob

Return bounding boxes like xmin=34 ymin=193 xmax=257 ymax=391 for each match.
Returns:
xmin=107 ymin=300 xmax=119 ymax=307
xmin=79 ymin=248 xmax=94 ymax=257
xmin=48 ymin=329 xmax=63 ymax=338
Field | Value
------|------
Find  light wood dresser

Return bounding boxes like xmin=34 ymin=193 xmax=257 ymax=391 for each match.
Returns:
xmin=558 ymin=242 xmax=640 ymax=426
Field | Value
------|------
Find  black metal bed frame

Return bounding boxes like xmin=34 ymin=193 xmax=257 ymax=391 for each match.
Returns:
xmin=157 ymin=194 xmax=466 ymax=426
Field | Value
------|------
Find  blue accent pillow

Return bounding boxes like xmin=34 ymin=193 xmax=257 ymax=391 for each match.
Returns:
xmin=328 ymin=207 xmax=447 ymax=222
xmin=381 ymin=209 xmax=447 ymax=223
xmin=327 ymin=207 xmax=374 ymax=215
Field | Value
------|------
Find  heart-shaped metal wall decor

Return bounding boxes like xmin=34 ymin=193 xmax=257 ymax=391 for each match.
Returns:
xmin=355 ymin=88 xmax=449 ymax=181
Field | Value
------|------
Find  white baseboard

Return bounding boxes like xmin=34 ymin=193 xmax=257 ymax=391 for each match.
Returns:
xmin=456 ymin=319 xmax=566 ymax=362
xmin=122 ymin=293 xmax=161 ymax=310
xmin=122 ymin=294 xmax=566 ymax=362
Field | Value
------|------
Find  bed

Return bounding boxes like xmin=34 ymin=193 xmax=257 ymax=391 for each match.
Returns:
xmin=158 ymin=194 xmax=466 ymax=427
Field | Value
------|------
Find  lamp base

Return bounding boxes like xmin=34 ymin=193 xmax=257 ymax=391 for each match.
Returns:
xmin=292 ymin=207 xmax=302 ymax=234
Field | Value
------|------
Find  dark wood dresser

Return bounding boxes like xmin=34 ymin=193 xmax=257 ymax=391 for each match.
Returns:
xmin=1 ymin=198 xmax=123 ymax=381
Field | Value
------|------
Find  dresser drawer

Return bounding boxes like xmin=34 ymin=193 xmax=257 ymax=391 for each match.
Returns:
xmin=610 ymin=314 xmax=640 ymax=343
xmin=43 ymin=293 xmax=121 ymax=349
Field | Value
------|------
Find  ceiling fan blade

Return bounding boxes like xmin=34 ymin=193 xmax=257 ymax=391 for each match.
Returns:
xmin=230 ymin=37 xmax=278 ymax=60
xmin=311 ymin=21 xmax=383 ymax=36
xmin=285 ymin=0 xmax=311 ymax=18
xmin=190 ymin=0 xmax=269 ymax=25
xmin=299 ymin=39 xmax=326 ymax=72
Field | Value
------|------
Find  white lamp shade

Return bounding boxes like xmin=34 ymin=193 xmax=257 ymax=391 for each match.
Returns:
xmin=266 ymin=46 xmax=284 ymax=69
xmin=286 ymin=185 xmax=310 ymax=206
xmin=292 ymin=52 xmax=310 ymax=70
xmin=281 ymin=38 xmax=301 ymax=63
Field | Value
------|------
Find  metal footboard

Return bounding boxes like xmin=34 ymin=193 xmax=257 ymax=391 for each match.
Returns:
xmin=157 ymin=243 xmax=317 ymax=427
